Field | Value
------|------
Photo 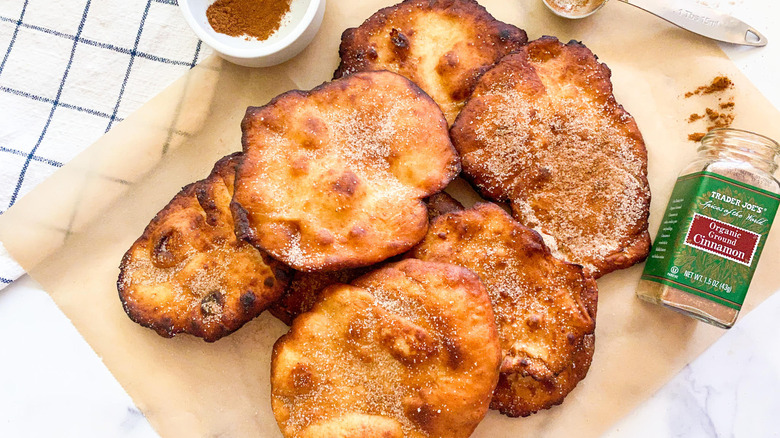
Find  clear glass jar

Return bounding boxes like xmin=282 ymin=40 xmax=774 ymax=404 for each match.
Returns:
xmin=636 ymin=128 xmax=780 ymax=328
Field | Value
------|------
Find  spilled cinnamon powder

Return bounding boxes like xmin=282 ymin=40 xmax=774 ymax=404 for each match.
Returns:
xmin=206 ymin=0 xmax=292 ymax=41
xmin=685 ymin=75 xmax=736 ymax=142
xmin=705 ymin=107 xmax=734 ymax=129
xmin=685 ymin=76 xmax=733 ymax=97
xmin=688 ymin=132 xmax=706 ymax=142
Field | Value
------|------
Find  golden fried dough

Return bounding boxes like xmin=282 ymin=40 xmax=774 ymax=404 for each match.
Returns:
xmin=233 ymin=71 xmax=459 ymax=272
xmin=268 ymin=267 xmax=370 ymax=326
xmin=410 ymin=203 xmax=597 ymax=416
xmin=424 ymin=192 xmax=464 ymax=219
xmin=493 ymin=268 xmax=597 ymax=417
xmin=271 ymin=259 xmax=501 ymax=437
xmin=269 ymin=193 xmax=465 ymax=326
xmin=492 ymin=334 xmax=594 ymax=418
xmin=450 ymin=37 xmax=651 ymax=277
xmin=334 ymin=0 xmax=527 ymax=124
xmin=117 ymin=153 xmax=290 ymax=342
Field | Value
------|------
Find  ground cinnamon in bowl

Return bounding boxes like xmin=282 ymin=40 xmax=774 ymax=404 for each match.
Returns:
xmin=207 ymin=0 xmax=292 ymax=41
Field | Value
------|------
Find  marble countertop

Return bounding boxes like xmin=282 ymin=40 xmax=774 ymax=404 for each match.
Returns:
xmin=1 ymin=0 xmax=779 ymax=436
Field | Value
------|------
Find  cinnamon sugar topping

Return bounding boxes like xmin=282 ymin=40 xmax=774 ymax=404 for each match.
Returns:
xmin=467 ymin=88 xmax=647 ymax=271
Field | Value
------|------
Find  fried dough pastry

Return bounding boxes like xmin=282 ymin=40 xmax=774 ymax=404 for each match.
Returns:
xmin=334 ymin=0 xmax=527 ymax=124
xmin=233 ymin=71 xmax=459 ymax=272
xmin=117 ymin=153 xmax=290 ymax=342
xmin=410 ymin=203 xmax=598 ymax=417
xmin=271 ymin=259 xmax=501 ymax=437
xmin=450 ymin=36 xmax=651 ymax=277
xmin=492 ymin=334 xmax=594 ymax=418
xmin=268 ymin=267 xmax=370 ymax=326
xmin=424 ymin=191 xmax=464 ymax=220
xmin=269 ymin=193 xmax=464 ymax=326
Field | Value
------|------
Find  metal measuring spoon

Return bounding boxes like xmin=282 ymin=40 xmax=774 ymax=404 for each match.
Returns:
xmin=542 ymin=0 xmax=768 ymax=46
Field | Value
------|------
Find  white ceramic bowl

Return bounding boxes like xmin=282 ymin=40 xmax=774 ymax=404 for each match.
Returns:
xmin=178 ymin=0 xmax=326 ymax=68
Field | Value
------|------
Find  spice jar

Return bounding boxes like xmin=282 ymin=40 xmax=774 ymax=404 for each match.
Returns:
xmin=637 ymin=128 xmax=780 ymax=328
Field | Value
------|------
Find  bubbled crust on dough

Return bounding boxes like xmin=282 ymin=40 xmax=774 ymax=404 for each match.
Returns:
xmin=117 ymin=153 xmax=291 ymax=342
xmin=271 ymin=259 xmax=501 ymax=438
xmin=450 ymin=36 xmax=651 ymax=278
xmin=299 ymin=414 xmax=405 ymax=438
xmin=424 ymin=192 xmax=464 ymax=220
xmin=268 ymin=267 xmax=371 ymax=326
xmin=410 ymin=203 xmax=598 ymax=416
xmin=491 ymin=333 xmax=595 ymax=417
xmin=334 ymin=0 xmax=527 ymax=124
xmin=233 ymin=71 xmax=459 ymax=272
xmin=492 ymin=271 xmax=597 ymax=417
xmin=268 ymin=193 xmax=465 ymax=326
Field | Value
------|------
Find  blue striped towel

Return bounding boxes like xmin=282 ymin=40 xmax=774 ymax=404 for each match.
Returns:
xmin=0 ymin=0 xmax=212 ymax=289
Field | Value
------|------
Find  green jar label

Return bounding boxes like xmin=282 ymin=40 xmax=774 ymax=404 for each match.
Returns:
xmin=641 ymin=171 xmax=779 ymax=310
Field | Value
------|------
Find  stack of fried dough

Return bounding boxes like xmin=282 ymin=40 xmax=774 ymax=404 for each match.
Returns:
xmin=117 ymin=0 xmax=650 ymax=436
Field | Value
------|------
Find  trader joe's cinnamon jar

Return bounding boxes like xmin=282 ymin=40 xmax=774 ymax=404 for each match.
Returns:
xmin=637 ymin=128 xmax=780 ymax=328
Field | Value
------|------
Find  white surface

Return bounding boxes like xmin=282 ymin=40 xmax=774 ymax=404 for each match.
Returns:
xmin=0 ymin=276 xmax=158 ymax=437
xmin=0 ymin=0 xmax=779 ymax=437
xmin=0 ymin=241 xmax=24 ymax=287
xmin=604 ymin=291 xmax=780 ymax=438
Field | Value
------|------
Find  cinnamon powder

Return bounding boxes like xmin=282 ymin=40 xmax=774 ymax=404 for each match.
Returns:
xmin=688 ymin=132 xmax=706 ymax=142
xmin=685 ymin=75 xmax=736 ymax=142
xmin=207 ymin=0 xmax=292 ymax=41
xmin=684 ymin=75 xmax=733 ymax=98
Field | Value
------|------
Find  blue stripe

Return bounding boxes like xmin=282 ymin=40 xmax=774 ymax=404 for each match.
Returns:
xmin=0 ymin=0 xmax=28 ymax=77
xmin=105 ymin=0 xmax=152 ymax=133
xmin=100 ymin=175 xmax=131 ymax=185
xmin=0 ymin=85 xmax=118 ymax=120
xmin=0 ymin=277 xmax=13 ymax=284
xmin=0 ymin=147 xmax=63 ymax=167
xmin=7 ymin=0 xmax=92 ymax=210
xmin=0 ymin=16 xmax=195 ymax=67
xmin=190 ymin=40 xmax=202 ymax=69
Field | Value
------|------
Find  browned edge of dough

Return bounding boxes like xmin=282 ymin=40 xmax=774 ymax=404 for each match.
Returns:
xmin=118 ymin=153 xmax=292 ymax=342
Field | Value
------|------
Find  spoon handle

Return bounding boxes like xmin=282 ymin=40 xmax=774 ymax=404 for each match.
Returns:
xmin=619 ymin=0 xmax=767 ymax=46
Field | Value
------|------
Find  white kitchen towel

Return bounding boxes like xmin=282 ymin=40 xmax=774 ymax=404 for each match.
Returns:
xmin=0 ymin=0 xmax=212 ymax=289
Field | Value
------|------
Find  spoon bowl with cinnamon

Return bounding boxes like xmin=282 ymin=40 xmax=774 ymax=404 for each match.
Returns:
xmin=542 ymin=0 xmax=766 ymax=46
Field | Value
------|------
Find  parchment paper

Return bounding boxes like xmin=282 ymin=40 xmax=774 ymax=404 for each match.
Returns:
xmin=2 ymin=0 xmax=779 ymax=437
